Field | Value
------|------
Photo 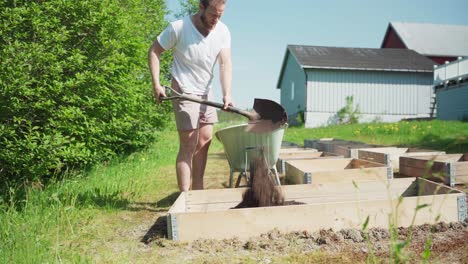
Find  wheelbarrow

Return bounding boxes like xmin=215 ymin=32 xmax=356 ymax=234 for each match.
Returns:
xmin=215 ymin=123 xmax=287 ymax=188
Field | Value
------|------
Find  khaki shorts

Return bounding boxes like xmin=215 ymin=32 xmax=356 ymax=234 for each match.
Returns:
xmin=172 ymin=93 xmax=218 ymax=131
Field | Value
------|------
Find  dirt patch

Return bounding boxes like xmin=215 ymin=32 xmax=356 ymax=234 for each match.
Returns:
xmin=143 ymin=219 xmax=468 ymax=263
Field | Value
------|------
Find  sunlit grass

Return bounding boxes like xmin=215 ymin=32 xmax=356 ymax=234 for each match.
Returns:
xmin=0 ymin=126 xmax=180 ymax=263
xmin=1 ymin=119 xmax=467 ymax=262
xmin=284 ymin=120 xmax=468 ymax=153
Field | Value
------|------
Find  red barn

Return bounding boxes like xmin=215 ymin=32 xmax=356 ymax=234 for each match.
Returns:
xmin=381 ymin=22 xmax=468 ymax=65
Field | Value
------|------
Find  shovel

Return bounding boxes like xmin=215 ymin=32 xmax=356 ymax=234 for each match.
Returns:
xmin=161 ymin=87 xmax=288 ymax=133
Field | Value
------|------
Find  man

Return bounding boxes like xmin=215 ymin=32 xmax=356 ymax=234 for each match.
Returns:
xmin=148 ymin=0 xmax=232 ymax=192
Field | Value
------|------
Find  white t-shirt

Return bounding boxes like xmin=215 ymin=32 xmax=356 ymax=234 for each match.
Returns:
xmin=157 ymin=16 xmax=231 ymax=95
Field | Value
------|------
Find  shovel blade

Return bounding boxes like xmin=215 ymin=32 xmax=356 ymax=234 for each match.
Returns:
xmin=245 ymin=99 xmax=288 ymax=133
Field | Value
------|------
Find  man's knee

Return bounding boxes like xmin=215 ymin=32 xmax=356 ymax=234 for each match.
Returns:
xmin=198 ymin=124 xmax=213 ymax=146
xmin=178 ymin=130 xmax=198 ymax=152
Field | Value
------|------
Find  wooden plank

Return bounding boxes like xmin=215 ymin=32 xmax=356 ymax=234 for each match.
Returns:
xmin=279 ymin=148 xmax=318 ymax=154
xmin=401 ymin=154 xmax=464 ymax=165
xmin=398 ymin=166 xmax=450 ymax=185
xmin=167 ymin=191 xmax=187 ymax=240
xmin=399 ymin=166 xmax=426 ymax=177
xmin=168 ymin=192 xmax=186 ymax=213
xmin=358 ymin=148 xmax=445 ymax=173
xmin=185 ymin=183 xmax=419 ymax=213
xmin=332 ymin=144 xmax=377 ymax=158
xmin=402 ymin=151 xmax=446 ymax=157
xmin=183 ymin=178 xmax=456 ymax=212
xmin=307 ymin=139 xmax=362 ymax=153
xmin=186 ymin=188 xmax=244 ymax=205
xmin=351 ymin=159 xmax=388 ymax=168
xmin=279 ymin=151 xmax=329 ymax=159
xmin=461 ymin=154 xmax=468 ymax=161
xmin=285 ymin=162 xmax=308 ymax=184
xmin=286 ymin=158 xmax=386 ymax=171
xmin=455 ymin=163 xmax=468 ymax=174
xmin=186 ymin=178 xmax=457 ymax=206
xmin=284 ymin=158 xmax=389 ymax=184
xmin=186 ymin=193 xmax=406 ymax=213
xmin=170 ymin=190 xmax=462 ymax=241
xmin=281 ymin=178 xmax=416 ymax=197
xmin=188 ymin=177 xmax=417 ymax=205
xmin=358 ymin=149 xmax=390 ymax=165
xmin=400 ymin=157 xmax=437 ymax=169
xmin=305 ymin=167 xmax=388 ymax=184
xmin=287 ymin=158 xmax=353 ymax=171
xmin=276 ymin=152 xmax=343 ymax=173
xmin=392 ymin=151 xmax=446 ymax=172
xmin=456 ymin=176 xmax=468 ymax=184
xmin=416 ymin=178 xmax=462 ymax=196
xmin=400 ymin=154 xmax=468 ymax=185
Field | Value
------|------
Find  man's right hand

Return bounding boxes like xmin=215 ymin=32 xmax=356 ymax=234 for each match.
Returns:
xmin=153 ymin=85 xmax=167 ymax=104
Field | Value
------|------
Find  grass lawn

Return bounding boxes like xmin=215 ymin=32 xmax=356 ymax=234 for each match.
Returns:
xmin=1 ymin=120 xmax=467 ymax=263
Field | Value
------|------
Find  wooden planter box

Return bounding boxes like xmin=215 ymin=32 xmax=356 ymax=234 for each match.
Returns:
xmin=167 ymin=178 xmax=467 ymax=241
xmin=358 ymin=147 xmax=446 ymax=173
xmin=400 ymin=154 xmax=468 ymax=186
xmin=304 ymin=138 xmax=380 ymax=158
xmin=276 ymin=150 xmax=342 ymax=174
xmin=285 ymin=158 xmax=392 ymax=184
xmin=304 ymin=138 xmax=363 ymax=150
xmin=279 ymin=147 xmax=317 ymax=154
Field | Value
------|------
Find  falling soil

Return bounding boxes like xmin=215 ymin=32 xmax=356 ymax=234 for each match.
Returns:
xmin=233 ymin=148 xmax=303 ymax=208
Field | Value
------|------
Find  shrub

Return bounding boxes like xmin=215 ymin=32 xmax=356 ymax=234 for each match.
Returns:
xmin=336 ymin=96 xmax=361 ymax=124
xmin=0 ymin=0 xmax=173 ymax=195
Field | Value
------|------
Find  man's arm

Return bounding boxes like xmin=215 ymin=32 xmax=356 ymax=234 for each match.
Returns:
xmin=148 ymin=40 xmax=167 ymax=103
xmin=218 ymin=47 xmax=233 ymax=109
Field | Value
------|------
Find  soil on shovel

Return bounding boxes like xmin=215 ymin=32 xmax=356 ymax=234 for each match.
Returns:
xmin=233 ymin=149 xmax=304 ymax=209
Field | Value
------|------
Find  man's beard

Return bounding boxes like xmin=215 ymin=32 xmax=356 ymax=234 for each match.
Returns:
xmin=200 ymin=12 xmax=214 ymax=30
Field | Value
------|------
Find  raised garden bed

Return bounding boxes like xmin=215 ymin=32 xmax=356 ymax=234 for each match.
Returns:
xmin=400 ymin=154 xmax=468 ymax=186
xmin=276 ymin=150 xmax=342 ymax=174
xmin=358 ymin=147 xmax=446 ymax=173
xmin=304 ymin=138 xmax=381 ymax=158
xmin=285 ymin=158 xmax=392 ymax=184
xmin=167 ymin=178 xmax=467 ymax=241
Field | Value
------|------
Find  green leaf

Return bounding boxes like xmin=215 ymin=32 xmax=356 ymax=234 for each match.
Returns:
xmin=362 ymin=215 xmax=370 ymax=230
xmin=415 ymin=204 xmax=430 ymax=211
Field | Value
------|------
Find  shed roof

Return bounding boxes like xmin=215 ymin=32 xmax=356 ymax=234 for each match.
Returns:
xmin=382 ymin=22 xmax=468 ymax=57
xmin=277 ymin=45 xmax=434 ymax=88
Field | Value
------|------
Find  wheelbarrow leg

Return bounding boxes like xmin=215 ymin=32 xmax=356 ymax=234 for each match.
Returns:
xmin=229 ymin=168 xmax=234 ymax=188
xmin=271 ymin=167 xmax=281 ymax=186
xmin=235 ymin=172 xmax=245 ymax=188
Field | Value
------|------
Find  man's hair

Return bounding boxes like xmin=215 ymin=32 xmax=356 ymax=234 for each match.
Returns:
xmin=200 ymin=0 xmax=225 ymax=7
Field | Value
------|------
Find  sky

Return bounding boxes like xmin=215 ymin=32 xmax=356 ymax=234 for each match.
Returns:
xmin=164 ymin=0 xmax=468 ymax=109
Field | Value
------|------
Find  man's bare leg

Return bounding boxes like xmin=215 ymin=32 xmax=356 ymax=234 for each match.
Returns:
xmin=176 ymin=129 xmax=198 ymax=192
xmin=191 ymin=124 xmax=213 ymax=190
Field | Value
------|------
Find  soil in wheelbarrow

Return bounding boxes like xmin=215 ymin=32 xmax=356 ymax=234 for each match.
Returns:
xmin=232 ymin=149 xmax=304 ymax=209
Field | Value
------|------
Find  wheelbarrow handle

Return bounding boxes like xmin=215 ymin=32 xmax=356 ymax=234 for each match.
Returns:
xmin=161 ymin=87 xmax=258 ymax=120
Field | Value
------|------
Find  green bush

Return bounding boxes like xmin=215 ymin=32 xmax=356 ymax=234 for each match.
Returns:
xmin=0 ymin=0 xmax=173 ymax=195
xmin=337 ymin=96 xmax=361 ymax=124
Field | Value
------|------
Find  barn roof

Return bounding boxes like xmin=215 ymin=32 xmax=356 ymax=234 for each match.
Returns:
xmin=381 ymin=22 xmax=468 ymax=57
xmin=277 ymin=45 xmax=434 ymax=88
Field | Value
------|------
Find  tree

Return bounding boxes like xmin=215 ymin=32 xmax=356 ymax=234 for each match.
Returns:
xmin=0 ymin=0 xmax=173 ymax=194
xmin=176 ymin=0 xmax=199 ymax=18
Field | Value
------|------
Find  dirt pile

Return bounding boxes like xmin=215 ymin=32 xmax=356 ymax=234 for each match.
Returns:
xmin=233 ymin=149 xmax=285 ymax=208
xmin=145 ymin=219 xmax=468 ymax=263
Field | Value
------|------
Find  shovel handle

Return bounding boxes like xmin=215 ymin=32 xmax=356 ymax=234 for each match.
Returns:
xmin=161 ymin=87 xmax=257 ymax=120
